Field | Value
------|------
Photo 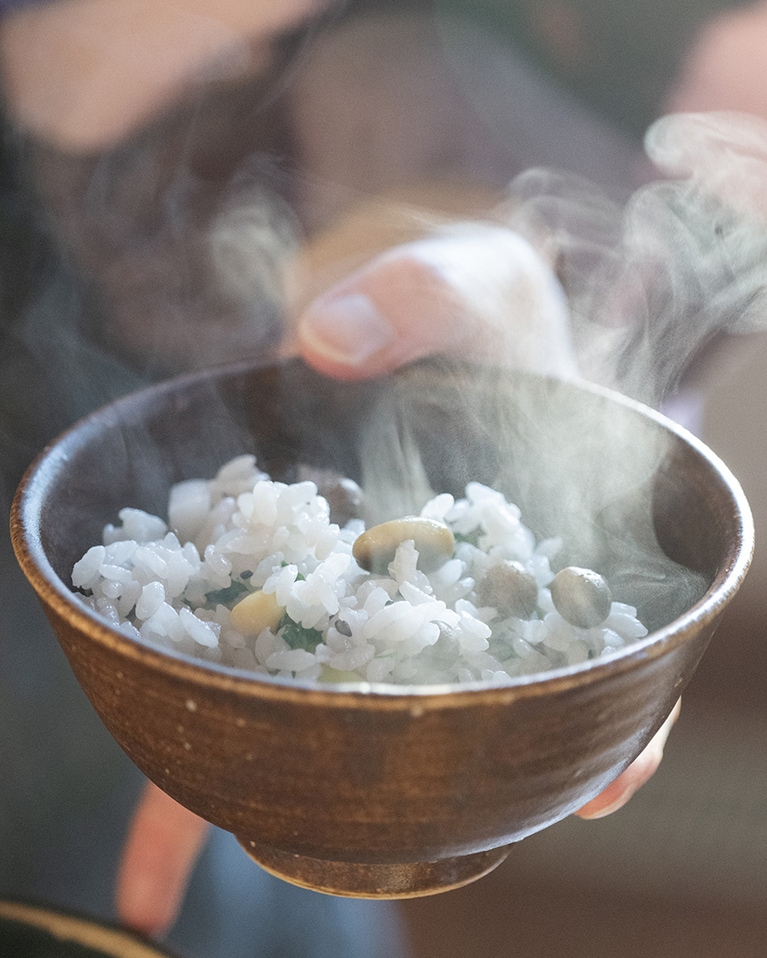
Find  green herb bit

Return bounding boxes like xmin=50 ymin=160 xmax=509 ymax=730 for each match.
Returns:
xmin=279 ymin=616 xmax=324 ymax=652
xmin=205 ymin=581 xmax=249 ymax=606
xmin=454 ymin=530 xmax=480 ymax=547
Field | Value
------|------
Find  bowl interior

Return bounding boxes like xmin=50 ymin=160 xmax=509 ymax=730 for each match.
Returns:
xmin=23 ymin=358 xmax=750 ymax=647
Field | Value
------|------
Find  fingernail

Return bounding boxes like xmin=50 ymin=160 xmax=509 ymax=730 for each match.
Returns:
xmin=299 ymin=293 xmax=395 ymax=366
xmin=577 ymin=793 xmax=632 ymax=820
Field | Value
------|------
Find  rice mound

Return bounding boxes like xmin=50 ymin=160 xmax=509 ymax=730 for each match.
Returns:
xmin=71 ymin=455 xmax=648 ymax=686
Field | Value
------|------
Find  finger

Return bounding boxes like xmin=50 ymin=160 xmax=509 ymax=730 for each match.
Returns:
xmin=296 ymin=225 xmax=577 ymax=381
xmin=575 ymin=698 xmax=682 ymax=820
xmin=645 ymin=112 xmax=767 ymax=219
xmin=116 ymin=782 xmax=209 ymax=938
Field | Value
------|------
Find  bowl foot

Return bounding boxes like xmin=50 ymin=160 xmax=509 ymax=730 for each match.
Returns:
xmin=237 ymin=839 xmax=511 ymax=898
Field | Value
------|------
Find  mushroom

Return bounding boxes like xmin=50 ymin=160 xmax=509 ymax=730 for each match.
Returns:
xmin=296 ymin=465 xmax=364 ymax=525
xmin=477 ymin=561 xmax=539 ymax=619
xmin=550 ymin=566 xmax=612 ymax=629
xmin=352 ymin=516 xmax=455 ymax=574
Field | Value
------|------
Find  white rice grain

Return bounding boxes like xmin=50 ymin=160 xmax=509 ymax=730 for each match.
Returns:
xmin=72 ymin=461 xmax=652 ymax=685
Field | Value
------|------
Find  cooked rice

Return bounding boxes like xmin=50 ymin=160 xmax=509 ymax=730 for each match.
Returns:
xmin=72 ymin=455 xmax=648 ymax=685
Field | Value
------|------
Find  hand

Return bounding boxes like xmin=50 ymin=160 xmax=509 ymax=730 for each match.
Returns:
xmin=295 ymin=224 xmax=576 ymax=380
xmin=116 ymin=224 xmax=669 ymax=937
xmin=666 ymin=1 xmax=767 ymax=122
xmin=0 ymin=0 xmax=331 ymax=152
xmin=116 ymin=783 xmax=209 ymax=938
xmin=575 ymin=698 xmax=681 ymax=819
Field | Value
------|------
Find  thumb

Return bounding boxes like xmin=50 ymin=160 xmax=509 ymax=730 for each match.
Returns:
xmin=116 ymin=782 xmax=209 ymax=938
xmin=296 ymin=225 xmax=576 ymax=381
xmin=575 ymin=698 xmax=682 ymax=820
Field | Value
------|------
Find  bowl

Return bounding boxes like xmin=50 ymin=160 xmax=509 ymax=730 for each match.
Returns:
xmin=10 ymin=358 xmax=753 ymax=898
xmin=0 ymin=899 xmax=179 ymax=957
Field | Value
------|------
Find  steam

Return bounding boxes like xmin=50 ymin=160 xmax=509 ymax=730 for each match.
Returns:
xmin=207 ymin=111 xmax=767 ymax=413
xmin=18 ymin=107 xmax=767 ymax=632
xmin=210 ymin=179 xmax=301 ymax=325
xmin=335 ymin=112 xmax=767 ymax=626
xmin=505 ymin=111 xmax=767 ymax=408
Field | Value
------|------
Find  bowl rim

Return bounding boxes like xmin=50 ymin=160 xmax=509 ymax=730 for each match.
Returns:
xmin=10 ymin=362 xmax=755 ymax=709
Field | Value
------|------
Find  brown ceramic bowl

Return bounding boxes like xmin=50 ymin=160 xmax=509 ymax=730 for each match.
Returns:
xmin=11 ymin=359 xmax=753 ymax=899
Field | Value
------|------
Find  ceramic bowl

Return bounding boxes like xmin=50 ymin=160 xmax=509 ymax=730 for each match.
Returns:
xmin=11 ymin=359 xmax=753 ymax=898
xmin=0 ymin=899 xmax=178 ymax=957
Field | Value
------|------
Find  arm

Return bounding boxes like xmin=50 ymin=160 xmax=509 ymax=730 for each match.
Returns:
xmin=0 ymin=0 xmax=331 ymax=152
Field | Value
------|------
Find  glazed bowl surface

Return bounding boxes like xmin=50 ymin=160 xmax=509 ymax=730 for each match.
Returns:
xmin=11 ymin=359 xmax=753 ymax=897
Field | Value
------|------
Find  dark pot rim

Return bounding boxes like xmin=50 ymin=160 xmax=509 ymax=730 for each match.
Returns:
xmin=0 ymin=898 xmax=180 ymax=958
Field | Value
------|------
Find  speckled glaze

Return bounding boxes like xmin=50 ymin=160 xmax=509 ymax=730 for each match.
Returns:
xmin=11 ymin=360 xmax=753 ymax=898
